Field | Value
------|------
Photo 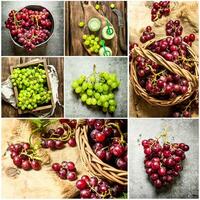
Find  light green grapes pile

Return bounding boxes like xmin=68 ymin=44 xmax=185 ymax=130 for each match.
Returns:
xmin=82 ymin=34 xmax=101 ymax=54
xmin=71 ymin=69 xmax=120 ymax=113
xmin=11 ymin=64 xmax=52 ymax=111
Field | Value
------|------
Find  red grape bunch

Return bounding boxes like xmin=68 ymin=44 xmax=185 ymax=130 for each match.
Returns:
xmin=151 ymin=1 xmax=170 ymax=21
xmin=9 ymin=142 xmax=42 ymax=171
xmin=41 ymin=119 xmax=77 ymax=150
xmin=135 ymin=55 xmax=189 ymax=99
xmin=5 ymin=7 xmax=53 ymax=52
xmin=76 ymin=175 xmax=126 ymax=198
xmin=140 ymin=26 xmax=155 ymax=43
xmin=87 ymin=119 xmax=127 ymax=170
xmin=52 ymin=161 xmax=77 ymax=181
xmin=166 ymin=20 xmax=183 ymax=37
xmin=142 ymin=132 xmax=189 ymax=189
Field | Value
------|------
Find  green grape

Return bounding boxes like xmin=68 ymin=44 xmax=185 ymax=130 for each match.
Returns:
xmin=82 ymin=81 xmax=88 ymax=90
xmin=81 ymin=94 xmax=87 ymax=102
xmin=91 ymin=35 xmax=95 ymax=39
xmin=82 ymin=34 xmax=87 ymax=40
xmin=109 ymin=99 xmax=116 ymax=106
xmin=100 ymin=95 xmax=106 ymax=103
xmin=94 ymin=82 xmax=100 ymax=90
xmin=87 ymin=82 xmax=93 ymax=89
xmin=103 ymin=101 xmax=109 ymax=108
xmin=91 ymin=98 xmax=97 ymax=105
xmin=109 ymin=105 xmax=116 ymax=113
xmin=86 ymin=89 xmax=93 ymax=96
xmin=97 ymin=100 xmax=102 ymax=106
xmin=111 ymin=82 xmax=118 ymax=89
xmin=84 ymin=40 xmax=90 ymax=46
xmin=89 ymin=47 xmax=94 ymax=52
xmin=72 ymin=80 xmax=79 ymax=89
xmin=97 ymin=85 xmax=103 ymax=93
xmin=107 ymin=79 xmax=112 ymax=86
xmin=94 ymin=49 xmax=99 ymax=53
xmin=86 ymin=98 xmax=92 ymax=105
xmin=102 ymin=84 xmax=109 ymax=92
xmin=94 ymin=92 xmax=100 ymax=99
xmin=95 ymin=37 xmax=99 ymax=42
xmin=90 ymin=75 xmax=96 ymax=83
xmin=108 ymin=93 xmax=114 ymax=99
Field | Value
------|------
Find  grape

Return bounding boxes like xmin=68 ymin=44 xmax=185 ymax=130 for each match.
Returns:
xmin=11 ymin=64 xmax=51 ymax=111
xmin=81 ymin=94 xmax=87 ymax=102
xmin=71 ymin=68 xmax=120 ymax=113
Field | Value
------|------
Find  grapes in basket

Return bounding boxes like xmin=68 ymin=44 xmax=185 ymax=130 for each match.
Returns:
xmin=87 ymin=119 xmax=127 ymax=170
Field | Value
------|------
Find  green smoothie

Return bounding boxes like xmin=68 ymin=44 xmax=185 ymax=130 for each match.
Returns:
xmin=102 ymin=25 xmax=115 ymax=40
xmin=99 ymin=46 xmax=112 ymax=56
xmin=88 ymin=18 xmax=101 ymax=32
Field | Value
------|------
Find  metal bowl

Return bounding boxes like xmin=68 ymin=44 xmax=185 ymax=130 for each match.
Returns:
xmin=9 ymin=5 xmax=54 ymax=49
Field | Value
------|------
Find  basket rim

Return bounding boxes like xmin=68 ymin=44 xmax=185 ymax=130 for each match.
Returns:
xmin=76 ymin=124 xmax=127 ymax=185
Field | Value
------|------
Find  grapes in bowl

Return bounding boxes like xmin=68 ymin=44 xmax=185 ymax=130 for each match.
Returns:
xmin=5 ymin=5 xmax=54 ymax=52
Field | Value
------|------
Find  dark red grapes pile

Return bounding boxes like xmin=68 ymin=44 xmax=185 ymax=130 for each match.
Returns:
xmin=165 ymin=20 xmax=183 ymax=37
xmin=135 ymin=55 xmax=189 ymax=99
xmin=9 ymin=142 xmax=42 ymax=171
xmin=52 ymin=161 xmax=77 ymax=181
xmin=87 ymin=119 xmax=127 ymax=170
xmin=142 ymin=138 xmax=189 ymax=189
xmin=183 ymin=33 xmax=196 ymax=46
xmin=76 ymin=175 xmax=126 ymax=198
xmin=151 ymin=1 xmax=170 ymax=21
xmin=140 ymin=26 xmax=155 ymax=43
xmin=41 ymin=119 xmax=77 ymax=149
xmin=5 ymin=7 xmax=52 ymax=51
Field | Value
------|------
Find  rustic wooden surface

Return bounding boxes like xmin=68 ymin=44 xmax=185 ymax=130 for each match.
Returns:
xmin=1 ymin=57 xmax=64 ymax=118
xmin=65 ymin=1 xmax=127 ymax=56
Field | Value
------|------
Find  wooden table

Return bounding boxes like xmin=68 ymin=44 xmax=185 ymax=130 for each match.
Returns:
xmin=65 ymin=1 xmax=127 ymax=56
xmin=1 ymin=57 xmax=64 ymax=117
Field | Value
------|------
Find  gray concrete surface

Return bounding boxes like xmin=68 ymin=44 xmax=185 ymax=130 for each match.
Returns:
xmin=129 ymin=119 xmax=199 ymax=199
xmin=2 ymin=1 xmax=64 ymax=56
xmin=64 ymin=57 xmax=128 ymax=117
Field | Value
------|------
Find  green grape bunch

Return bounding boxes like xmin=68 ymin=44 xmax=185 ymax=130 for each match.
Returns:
xmin=11 ymin=63 xmax=52 ymax=111
xmin=71 ymin=65 xmax=120 ymax=113
xmin=82 ymin=34 xmax=101 ymax=54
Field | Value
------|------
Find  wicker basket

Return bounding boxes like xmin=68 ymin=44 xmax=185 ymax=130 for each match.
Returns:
xmin=130 ymin=37 xmax=198 ymax=106
xmin=75 ymin=123 xmax=127 ymax=186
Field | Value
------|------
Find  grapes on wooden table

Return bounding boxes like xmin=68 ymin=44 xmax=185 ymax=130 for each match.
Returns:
xmin=71 ymin=66 xmax=120 ymax=113
xmin=87 ymin=119 xmax=127 ymax=170
xmin=76 ymin=175 xmax=126 ymax=198
xmin=142 ymin=132 xmax=189 ymax=189
xmin=83 ymin=34 xmax=101 ymax=54
xmin=11 ymin=64 xmax=52 ymax=111
xmin=5 ymin=7 xmax=52 ymax=52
